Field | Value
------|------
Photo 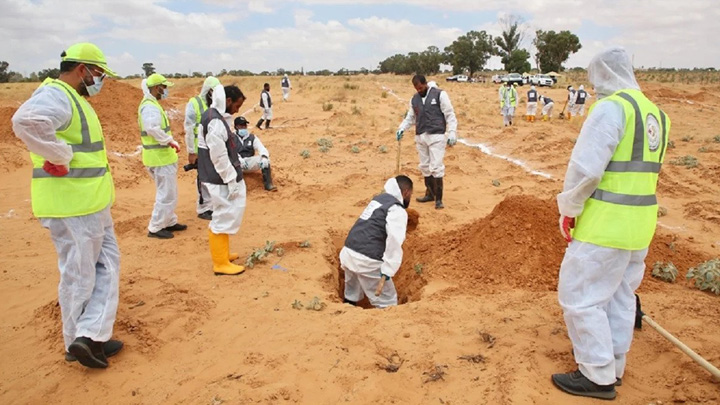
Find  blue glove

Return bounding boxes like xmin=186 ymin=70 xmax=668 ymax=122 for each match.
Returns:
xmin=396 ymin=129 xmax=404 ymax=141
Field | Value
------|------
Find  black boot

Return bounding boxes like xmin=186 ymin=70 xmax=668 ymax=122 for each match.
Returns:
xmin=265 ymin=119 xmax=271 ymax=129
xmin=66 ymin=339 xmax=123 ymax=362
xmin=67 ymin=337 xmax=108 ymax=369
xmin=262 ymin=166 xmax=277 ymax=191
xmin=416 ymin=176 xmax=435 ymax=203
xmin=552 ymin=370 xmax=616 ymax=400
xmin=435 ymin=177 xmax=444 ymax=209
xmin=256 ymin=119 xmax=264 ymax=130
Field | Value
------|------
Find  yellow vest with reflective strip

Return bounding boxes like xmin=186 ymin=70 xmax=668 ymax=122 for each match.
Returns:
xmin=30 ymin=79 xmax=115 ymax=218
xmin=138 ymin=97 xmax=178 ymax=167
xmin=189 ymin=95 xmax=207 ymax=153
xmin=572 ymin=89 xmax=670 ymax=250
xmin=500 ymin=87 xmax=517 ymax=107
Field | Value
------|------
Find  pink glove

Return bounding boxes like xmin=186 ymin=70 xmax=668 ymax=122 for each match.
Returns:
xmin=168 ymin=141 xmax=180 ymax=153
xmin=43 ymin=160 xmax=69 ymax=177
xmin=559 ymin=215 xmax=575 ymax=243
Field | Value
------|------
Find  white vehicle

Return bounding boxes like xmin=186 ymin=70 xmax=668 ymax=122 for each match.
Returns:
xmin=530 ymin=74 xmax=554 ymax=87
xmin=446 ymin=74 xmax=469 ymax=82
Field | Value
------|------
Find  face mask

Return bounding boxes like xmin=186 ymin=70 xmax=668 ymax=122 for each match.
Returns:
xmin=80 ymin=68 xmax=104 ymax=97
xmin=237 ymin=129 xmax=249 ymax=137
xmin=161 ymin=88 xmax=169 ymax=99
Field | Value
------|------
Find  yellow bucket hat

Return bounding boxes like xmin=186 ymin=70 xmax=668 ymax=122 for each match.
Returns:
xmin=146 ymin=73 xmax=174 ymax=87
xmin=61 ymin=42 xmax=118 ymax=77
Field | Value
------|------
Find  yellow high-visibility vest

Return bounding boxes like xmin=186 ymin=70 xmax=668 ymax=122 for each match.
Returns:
xmin=572 ymin=89 xmax=670 ymax=250
xmin=137 ymin=97 xmax=178 ymax=167
xmin=30 ymin=79 xmax=115 ymax=218
xmin=189 ymin=95 xmax=207 ymax=153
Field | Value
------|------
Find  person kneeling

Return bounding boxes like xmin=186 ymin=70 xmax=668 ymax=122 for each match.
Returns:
xmin=233 ymin=116 xmax=277 ymax=191
xmin=339 ymin=176 xmax=413 ymax=308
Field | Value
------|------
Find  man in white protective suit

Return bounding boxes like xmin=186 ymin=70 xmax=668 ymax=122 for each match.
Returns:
xmin=281 ymin=74 xmax=291 ymax=101
xmin=12 ymin=42 xmax=123 ymax=369
xmin=565 ymin=85 xmax=576 ymax=120
xmin=396 ymin=74 xmax=457 ymax=210
xmin=552 ymin=47 xmax=671 ymax=400
xmin=339 ymin=176 xmax=413 ymax=308
xmin=540 ymin=95 xmax=555 ymax=121
xmin=233 ymin=116 xmax=277 ymax=192
xmin=571 ymin=84 xmax=590 ymax=118
xmin=499 ymin=81 xmax=518 ymax=126
xmin=138 ymin=73 xmax=186 ymax=239
xmin=256 ymin=82 xmax=273 ymax=130
xmin=526 ymin=85 xmax=538 ymax=122
xmin=184 ymin=76 xmax=221 ymax=220
xmin=197 ymin=84 xmax=248 ymax=275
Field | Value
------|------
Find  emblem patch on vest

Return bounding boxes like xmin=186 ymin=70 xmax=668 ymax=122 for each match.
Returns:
xmin=646 ymin=113 xmax=661 ymax=152
xmin=431 ymin=98 xmax=437 ymax=105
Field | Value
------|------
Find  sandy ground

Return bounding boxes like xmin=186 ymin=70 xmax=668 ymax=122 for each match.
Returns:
xmin=0 ymin=74 xmax=719 ymax=404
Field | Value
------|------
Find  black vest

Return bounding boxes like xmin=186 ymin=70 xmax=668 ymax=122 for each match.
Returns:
xmin=237 ymin=133 xmax=256 ymax=158
xmin=281 ymin=78 xmax=289 ymax=88
xmin=411 ymin=87 xmax=446 ymax=135
xmin=527 ymin=90 xmax=537 ymax=102
xmin=344 ymin=193 xmax=402 ymax=261
xmin=543 ymin=97 xmax=553 ymax=104
xmin=576 ymin=90 xmax=587 ymax=105
xmin=260 ymin=90 xmax=272 ymax=108
xmin=198 ymin=108 xmax=243 ymax=185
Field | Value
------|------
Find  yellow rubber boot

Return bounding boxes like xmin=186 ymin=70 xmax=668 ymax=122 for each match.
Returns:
xmin=229 ymin=252 xmax=240 ymax=261
xmin=208 ymin=230 xmax=245 ymax=276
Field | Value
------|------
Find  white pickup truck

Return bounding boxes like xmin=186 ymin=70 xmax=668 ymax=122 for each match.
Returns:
xmin=529 ymin=74 xmax=554 ymax=87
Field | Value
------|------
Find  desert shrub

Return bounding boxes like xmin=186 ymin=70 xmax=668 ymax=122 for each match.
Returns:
xmin=319 ymin=146 xmax=329 ymax=153
xmin=698 ymin=146 xmax=708 ymax=153
xmin=492 ymin=179 xmax=501 ymax=187
xmin=300 ymin=149 xmax=310 ymax=159
xmin=317 ymin=138 xmax=333 ymax=148
xmin=414 ymin=263 xmax=424 ymax=275
xmin=652 ymin=261 xmax=678 ymax=282
xmin=713 ymin=135 xmax=720 ymax=143
xmin=686 ymin=259 xmax=720 ymax=295
xmin=246 ymin=241 xmax=276 ymax=268
xmin=322 ymin=102 xmax=333 ymax=111
xmin=670 ymin=155 xmax=698 ymax=168
xmin=351 ymin=106 xmax=362 ymax=115
xmin=381 ymin=91 xmax=388 ymax=98
xmin=657 ymin=206 xmax=668 ymax=217
xmin=681 ymin=135 xmax=694 ymax=142
xmin=667 ymin=140 xmax=675 ymax=149
xmin=343 ymin=82 xmax=359 ymax=90
xmin=351 ymin=146 xmax=360 ymax=154
xmin=378 ymin=145 xmax=388 ymax=153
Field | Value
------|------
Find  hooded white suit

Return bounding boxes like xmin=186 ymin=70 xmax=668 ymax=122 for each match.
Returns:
xmin=556 ymin=47 xmax=649 ymax=386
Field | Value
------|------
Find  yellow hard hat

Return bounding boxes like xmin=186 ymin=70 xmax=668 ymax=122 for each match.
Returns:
xmin=146 ymin=73 xmax=174 ymax=87
xmin=61 ymin=42 xmax=117 ymax=77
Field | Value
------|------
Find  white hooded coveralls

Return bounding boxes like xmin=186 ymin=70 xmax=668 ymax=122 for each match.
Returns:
xmin=571 ymin=85 xmax=590 ymax=117
xmin=541 ymin=97 xmax=554 ymax=117
xmin=184 ymin=77 xmax=218 ymax=215
xmin=340 ymin=178 xmax=408 ymax=308
xmin=140 ymin=79 xmax=179 ymax=233
xmin=281 ymin=75 xmax=291 ymax=101
xmin=261 ymin=91 xmax=273 ymax=120
xmin=398 ymin=89 xmax=457 ymax=178
xmin=199 ymin=85 xmax=247 ymax=234
xmin=556 ymin=47 xmax=647 ymax=386
xmin=237 ymin=131 xmax=271 ymax=172
xmin=12 ymin=81 xmax=121 ymax=351
xmin=526 ymin=86 xmax=538 ymax=116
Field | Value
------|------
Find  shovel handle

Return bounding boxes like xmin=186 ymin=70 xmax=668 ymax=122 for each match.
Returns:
xmin=375 ymin=277 xmax=387 ymax=297
xmin=643 ymin=315 xmax=720 ymax=380
xmin=396 ymin=139 xmax=402 ymax=174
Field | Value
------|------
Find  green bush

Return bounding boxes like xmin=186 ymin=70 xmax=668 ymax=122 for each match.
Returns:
xmin=686 ymin=259 xmax=720 ymax=295
xmin=351 ymin=146 xmax=360 ymax=154
xmin=300 ymin=149 xmax=310 ymax=159
xmin=322 ymin=102 xmax=333 ymax=111
xmin=652 ymin=261 xmax=678 ymax=282
xmin=681 ymin=135 xmax=694 ymax=142
xmin=378 ymin=145 xmax=388 ymax=154
xmin=343 ymin=82 xmax=359 ymax=90
xmin=381 ymin=91 xmax=388 ymax=98
xmin=670 ymin=155 xmax=698 ymax=168
xmin=317 ymin=138 xmax=333 ymax=148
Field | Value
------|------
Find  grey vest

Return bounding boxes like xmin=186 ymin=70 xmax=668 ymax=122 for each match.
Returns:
xmin=237 ymin=133 xmax=256 ymax=158
xmin=344 ymin=193 xmax=403 ymax=261
xmin=543 ymin=97 xmax=553 ymax=104
xmin=260 ymin=90 xmax=272 ymax=108
xmin=527 ymin=90 xmax=537 ymax=102
xmin=281 ymin=78 xmax=289 ymax=88
xmin=576 ymin=90 xmax=587 ymax=105
xmin=411 ymin=87 xmax=446 ymax=135
xmin=198 ymin=108 xmax=243 ymax=185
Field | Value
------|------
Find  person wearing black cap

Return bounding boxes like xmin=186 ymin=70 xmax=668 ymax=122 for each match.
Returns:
xmin=256 ymin=83 xmax=272 ymax=130
xmin=234 ymin=116 xmax=277 ymax=191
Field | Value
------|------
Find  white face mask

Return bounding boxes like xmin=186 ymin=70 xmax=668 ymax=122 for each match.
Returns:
xmin=82 ymin=70 xmax=105 ymax=97
xmin=161 ymin=87 xmax=169 ymax=99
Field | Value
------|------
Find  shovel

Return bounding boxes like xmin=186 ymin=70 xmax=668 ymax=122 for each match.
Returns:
xmin=559 ymin=99 xmax=568 ymax=119
xmin=396 ymin=138 xmax=402 ymax=174
xmin=635 ymin=294 xmax=720 ymax=379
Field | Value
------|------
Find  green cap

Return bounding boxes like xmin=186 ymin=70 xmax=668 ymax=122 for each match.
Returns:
xmin=61 ymin=42 xmax=117 ymax=77
xmin=147 ymin=73 xmax=174 ymax=87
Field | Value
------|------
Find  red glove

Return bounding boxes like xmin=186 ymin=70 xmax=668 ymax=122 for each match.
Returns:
xmin=43 ymin=161 xmax=69 ymax=177
xmin=559 ymin=215 xmax=575 ymax=243
xmin=168 ymin=141 xmax=180 ymax=153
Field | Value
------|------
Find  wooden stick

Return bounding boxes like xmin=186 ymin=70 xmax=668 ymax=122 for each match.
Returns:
xmin=396 ymin=139 xmax=402 ymax=174
xmin=643 ymin=315 xmax=720 ymax=380
xmin=375 ymin=277 xmax=387 ymax=297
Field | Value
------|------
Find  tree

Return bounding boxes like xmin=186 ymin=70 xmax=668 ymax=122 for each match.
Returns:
xmin=505 ymin=49 xmax=532 ymax=74
xmin=495 ymin=15 xmax=526 ymax=71
xmin=0 ymin=61 xmax=9 ymax=83
xmin=142 ymin=62 xmax=155 ymax=77
xmin=444 ymin=30 xmax=495 ymax=77
xmin=38 ymin=68 xmax=60 ymax=81
xmin=533 ymin=30 xmax=581 ymax=73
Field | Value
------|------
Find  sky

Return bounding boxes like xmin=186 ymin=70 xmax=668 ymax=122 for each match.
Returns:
xmin=1 ymin=0 xmax=718 ymax=77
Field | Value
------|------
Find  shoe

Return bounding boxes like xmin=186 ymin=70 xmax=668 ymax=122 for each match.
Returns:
xmin=208 ymin=230 xmax=245 ymax=275
xmin=343 ymin=298 xmax=358 ymax=306
xmin=256 ymin=119 xmax=264 ymax=130
xmin=197 ymin=211 xmax=213 ymax=220
xmin=262 ymin=167 xmax=277 ymax=191
xmin=66 ymin=339 xmax=123 ymax=362
xmin=148 ymin=229 xmax=174 ymax=239
xmin=265 ymin=119 xmax=271 ymax=129
xmin=163 ymin=223 xmax=187 ymax=232
xmin=551 ymin=370 xmax=616 ymax=400
xmin=434 ymin=177 xmax=444 ymax=210
xmin=615 ymin=377 xmax=622 ymax=387
xmin=67 ymin=337 xmax=108 ymax=369
xmin=416 ymin=176 xmax=435 ymax=203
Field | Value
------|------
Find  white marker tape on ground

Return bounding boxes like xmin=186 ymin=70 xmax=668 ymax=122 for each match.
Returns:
xmin=657 ymin=221 xmax=687 ymax=231
xmin=112 ymin=145 xmax=143 ymax=158
xmin=241 ymin=103 xmax=259 ymax=117
xmin=379 ymin=82 xmax=553 ymax=180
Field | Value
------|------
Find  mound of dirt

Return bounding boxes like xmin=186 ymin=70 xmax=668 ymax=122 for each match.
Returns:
xmin=407 ymin=208 xmax=420 ymax=232
xmin=89 ymin=79 xmax=146 ymax=147
xmin=0 ymin=106 xmax=19 ymax=142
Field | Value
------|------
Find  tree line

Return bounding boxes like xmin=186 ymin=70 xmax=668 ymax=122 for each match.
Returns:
xmin=378 ymin=16 xmax=582 ymax=77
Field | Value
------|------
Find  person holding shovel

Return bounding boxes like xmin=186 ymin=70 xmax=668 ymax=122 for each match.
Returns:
xmin=396 ymin=74 xmax=457 ymax=210
xmin=553 ymin=47 xmax=671 ymax=400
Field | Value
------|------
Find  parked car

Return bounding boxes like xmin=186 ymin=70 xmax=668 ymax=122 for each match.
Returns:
xmin=529 ymin=74 xmax=554 ymax=87
xmin=492 ymin=74 xmax=505 ymax=84
xmin=446 ymin=75 xmax=469 ymax=82
xmin=501 ymin=73 xmax=524 ymax=86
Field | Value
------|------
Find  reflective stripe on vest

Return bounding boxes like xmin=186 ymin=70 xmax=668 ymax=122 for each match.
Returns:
xmin=572 ymin=89 xmax=670 ymax=250
xmin=190 ymin=96 xmax=207 ymax=153
xmin=30 ymin=79 xmax=114 ymax=218
xmin=138 ymin=97 xmax=178 ymax=167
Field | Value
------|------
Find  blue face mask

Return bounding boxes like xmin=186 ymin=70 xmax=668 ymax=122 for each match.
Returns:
xmin=237 ymin=129 xmax=249 ymax=137
xmin=161 ymin=87 xmax=169 ymax=99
